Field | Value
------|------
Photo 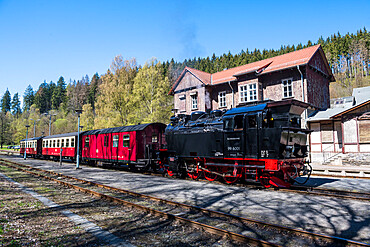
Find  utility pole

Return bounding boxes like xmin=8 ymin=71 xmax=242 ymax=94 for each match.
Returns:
xmin=24 ymin=125 xmax=30 ymax=160
xmin=75 ymin=109 xmax=83 ymax=169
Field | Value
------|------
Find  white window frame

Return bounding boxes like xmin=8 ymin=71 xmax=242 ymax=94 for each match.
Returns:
xmin=239 ymin=83 xmax=257 ymax=103
xmin=191 ymin=94 xmax=198 ymax=110
xmin=248 ymin=83 xmax=257 ymax=101
xmin=218 ymin=91 xmax=226 ymax=108
xmin=282 ymin=78 xmax=293 ymax=98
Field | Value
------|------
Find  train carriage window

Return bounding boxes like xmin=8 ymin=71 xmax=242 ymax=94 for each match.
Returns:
xmin=234 ymin=115 xmax=244 ymax=131
xmin=112 ymin=135 xmax=119 ymax=147
xmin=53 ymin=140 xmax=56 ymax=147
xmin=46 ymin=140 xmax=48 ymax=148
xmin=66 ymin=138 xmax=69 ymax=147
xmin=224 ymin=117 xmax=233 ymax=131
xmin=57 ymin=139 xmax=60 ymax=147
xmin=104 ymin=136 xmax=108 ymax=147
xmin=43 ymin=141 xmax=45 ymax=148
xmin=152 ymin=134 xmax=158 ymax=143
xmin=123 ymin=135 xmax=130 ymax=147
xmin=61 ymin=139 xmax=64 ymax=147
xmin=248 ymin=115 xmax=257 ymax=128
xmin=71 ymin=138 xmax=75 ymax=147
xmin=85 ymin=137 xmax=90 ymax=148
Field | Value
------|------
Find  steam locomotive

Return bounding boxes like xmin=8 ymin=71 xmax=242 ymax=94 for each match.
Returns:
xmin=20 ymin=99 xmax=311 ymax=188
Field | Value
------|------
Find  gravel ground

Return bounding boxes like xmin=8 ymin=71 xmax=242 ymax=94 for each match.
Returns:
xmin=0 ymin=163 xmax=247 ymax=246
xmin=3 ymin=155 xmax=370 ymax=244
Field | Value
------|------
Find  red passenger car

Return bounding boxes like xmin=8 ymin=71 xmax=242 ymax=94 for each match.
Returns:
xmin=81 ymin=123 xmax=166 ymax=169
xmin=20 ymin=137 xmax=43 ymax=158
xmin=42 ymin=132 xmax=78 ymax=160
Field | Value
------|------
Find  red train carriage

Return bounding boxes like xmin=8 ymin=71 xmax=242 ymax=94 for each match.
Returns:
xmin=20 ymin=137 xmax=43 ymax=158
xmin=81 ymin=123 xmax=166 ymax=170
xmin=42 ymin=132 xmax=78 ymax=160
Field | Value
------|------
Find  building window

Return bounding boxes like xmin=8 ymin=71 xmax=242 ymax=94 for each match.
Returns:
xmin=239 ymin=83 xmax=257 ymax=103
xmin=113 ymin=135 xmax=119 ymax=147
xmin=191 ymin=94 xmax=198 ymax=110
xmin=282 ymin=78 xmax=293 ymax=98
xmin=218 ymin=91 xmax=226 ymax=108
xmin=123 ymin=135 xmax=130 ymax=147
xmin=249 ymin=84 xmax=257 ymax=101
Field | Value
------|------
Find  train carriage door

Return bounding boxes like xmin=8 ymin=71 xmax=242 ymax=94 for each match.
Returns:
xmin=112 ymin=134 xmax=119 ymax=162
xmin=223 ymin=115 xmax=244 ymax=158
xmin=245 ymin=113 xmax=259 ymax=158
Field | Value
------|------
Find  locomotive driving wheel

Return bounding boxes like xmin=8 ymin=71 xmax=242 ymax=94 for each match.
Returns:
xmin=204 ymin=167 xmax=218 ymax=181
xmin=259 ymin=172 xmax=272 ymax=188
xmin=222 ymin=166 xmax=240 ymax=184
xmin=186 ymin=162 xmax=202 ymax=180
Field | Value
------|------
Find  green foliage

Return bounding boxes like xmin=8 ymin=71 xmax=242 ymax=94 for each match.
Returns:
xmin=132 ymin=59 xmax=172 ymax=124
xmin=1 ymin=89 xmax=11 ymax=113
xmin=80 ymin=103 xmax=94 ymax=131
xmin=94 ymin=56 xmax=138 ymax=128
xmin=88 ymin=73 xmax=102 ymax=110
xmin=11 ymin=93 xmax=21 ymax=117
xmin=51 ymin=76 xmax=67 ymax=110
xmin=23 ymin=85 xmax=34 ymax=112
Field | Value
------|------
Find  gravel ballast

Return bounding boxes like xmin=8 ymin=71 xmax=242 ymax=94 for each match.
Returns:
xmin=3 ymin=155 xmax=370 ymax=244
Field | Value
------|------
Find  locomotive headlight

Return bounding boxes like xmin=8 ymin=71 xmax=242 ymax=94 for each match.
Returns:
xmin=284 ymin=145 xmax=293 ymax=158
xmin=285 ymin=145 xmax=293 ymax=152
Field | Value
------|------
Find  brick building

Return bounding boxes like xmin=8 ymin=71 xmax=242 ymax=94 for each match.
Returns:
xmin=169 ymin=45 xmax=334 ymax=119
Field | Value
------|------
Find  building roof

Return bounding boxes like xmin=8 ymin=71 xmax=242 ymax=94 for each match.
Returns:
xmin=169 ymin=67 xmax=211 ymax=94
xmin=308 ymin=86 xmax=370 ymax=122
xmin=170 ymin=44 xmax=333 ymax=95
xmin=352 ymin=86 xmax=370 ymax=105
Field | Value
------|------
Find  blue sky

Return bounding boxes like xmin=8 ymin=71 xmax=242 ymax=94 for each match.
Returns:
xmin=0 ymin=0 xmax=369 ymax=104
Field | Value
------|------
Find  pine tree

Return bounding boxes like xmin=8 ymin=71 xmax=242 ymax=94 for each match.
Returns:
xmin=11 ymin=93 xmax=21 ymax=117
xmin=23 ymin=85 xmax=34 ymax=111
xmin=51 ymin=76 xmax=66 ymax=109
xmin=1 ymin=89 xmax=11 ymax=113
xmin=88 ymin=73 xmax=101 ymax=110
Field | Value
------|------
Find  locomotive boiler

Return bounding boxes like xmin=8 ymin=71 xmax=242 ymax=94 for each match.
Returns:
xmin=165 ymin=99 xmax=312 ymax=188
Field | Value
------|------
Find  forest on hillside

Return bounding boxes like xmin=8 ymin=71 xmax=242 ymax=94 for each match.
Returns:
xmin=0 ymin=28 xmax=369 ymax=146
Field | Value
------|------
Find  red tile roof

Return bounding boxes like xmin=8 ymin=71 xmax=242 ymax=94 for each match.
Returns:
xmin=212 ymin=44 xmax=323 ymax=84
xmin=170 ymin=44 xmax=332 ymax=94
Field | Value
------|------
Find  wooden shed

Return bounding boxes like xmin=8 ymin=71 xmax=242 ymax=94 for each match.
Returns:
xmin=308 ymin=98 xmax=370 ymax=164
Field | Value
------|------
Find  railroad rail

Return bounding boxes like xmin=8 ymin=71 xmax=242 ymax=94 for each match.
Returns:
xmin=0 ymin=158 xmax=368 ymax=247
xmin=289 ymin=185 xmax=370 ymax=201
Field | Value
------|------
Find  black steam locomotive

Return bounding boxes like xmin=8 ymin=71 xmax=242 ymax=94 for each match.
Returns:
xmin=164 ymin=99 xmax=311 ymax=188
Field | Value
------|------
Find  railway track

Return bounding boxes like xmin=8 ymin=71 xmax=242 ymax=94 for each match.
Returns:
xmin=0 ymin=158 xmax=368 ymax=247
